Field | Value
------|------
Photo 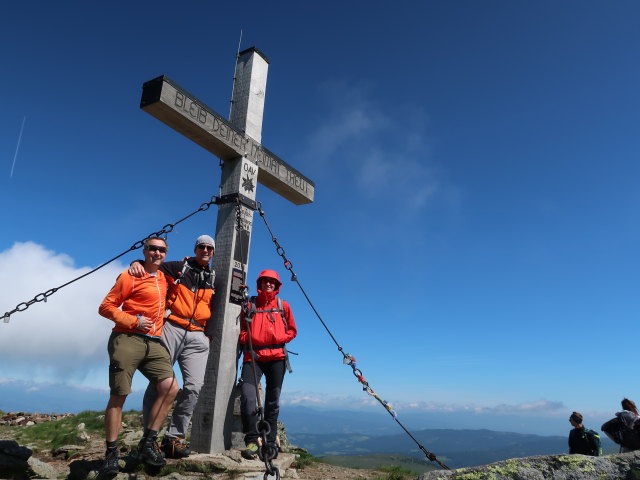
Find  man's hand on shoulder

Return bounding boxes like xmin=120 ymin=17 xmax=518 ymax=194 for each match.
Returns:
xmin=128 ymin=261 xmax=145 ymax=278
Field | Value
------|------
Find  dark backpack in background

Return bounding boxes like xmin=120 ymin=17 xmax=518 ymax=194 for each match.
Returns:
xmin=602 ymin=417 xmax=640 ymax=450
xmin=584 ymin=428 xmax=602 ymax=456
xmin=572 ymin=427 xmax=601 ymax=456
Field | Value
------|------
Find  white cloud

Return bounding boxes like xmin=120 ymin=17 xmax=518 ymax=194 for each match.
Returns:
xmin=282 ymin=391 xmax=566 ymax=418
xmin=0 ymin=242 xmax=125 ymax=384
xmin=394 ymin=399 xmax=567 ymax=416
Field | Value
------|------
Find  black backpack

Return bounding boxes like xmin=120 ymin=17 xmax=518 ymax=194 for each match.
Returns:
xmin=602 ymin=417 xmax=640 ymax=450
xmin=572 ymin=427 xmax=602 ymax=456
xmin=584 ymin=428 xmax=602 ymax=456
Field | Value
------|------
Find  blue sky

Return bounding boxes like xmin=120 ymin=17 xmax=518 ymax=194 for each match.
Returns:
xmin=1 ymin=1 xmax=639 ymax=436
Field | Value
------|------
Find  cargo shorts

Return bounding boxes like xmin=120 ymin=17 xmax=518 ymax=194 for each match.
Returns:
xmin=107 ymin=332 xmax=174 ymax=396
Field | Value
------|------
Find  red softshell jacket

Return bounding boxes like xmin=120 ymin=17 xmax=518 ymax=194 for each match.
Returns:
xmin=239 ymin=274 xmax=297 ymax=362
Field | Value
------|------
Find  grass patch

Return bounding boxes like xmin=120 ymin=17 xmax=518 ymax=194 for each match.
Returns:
xmin=159 ymin=461 xmax=227 ymax=475
xmin=373 ymin=465 xmax=418 ymax=480
xmin=321 ymin=453 xmax=436 ymax=474
xmin=292 ymin=451 xmax=322 ymax=469
xmin=12 ymin=410 xmax=143 ymax=452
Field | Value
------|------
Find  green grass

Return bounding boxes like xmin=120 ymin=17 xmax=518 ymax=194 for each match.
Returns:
xmin=372 ymin=465 xmax=418 ymax=480
xmin=9 ymin=410 xmax=143 ymax=453
xmin=158 ymin=461 xmax=227 ymax=476
xmin=321 ymin=453 xmax=436 ymax=474
xmin=291 ymin=451 xmax=323 ymax=469
xmin=15 ymin=411 xmax=98 ymax=450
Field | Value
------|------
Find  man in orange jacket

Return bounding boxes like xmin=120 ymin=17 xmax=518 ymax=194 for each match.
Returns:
xmin=130 ymin=234 xmax=215 ymax=458
xmin=239 ymin=269 xmax=297 ymax=459
xmin=98 ymin=237 xmax=178 ymax=475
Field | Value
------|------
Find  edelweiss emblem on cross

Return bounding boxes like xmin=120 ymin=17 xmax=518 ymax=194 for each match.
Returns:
xmin=242 ymin=175 xmax=255 ymax=193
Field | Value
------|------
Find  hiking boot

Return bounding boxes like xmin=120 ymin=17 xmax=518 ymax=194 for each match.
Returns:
xmin=161 ymin=436 xmax=191 ymax=459
xmin=241 ymin=443 xmax=259 ymax=460
xmin=100 ymin=448 xmax=119 ymax=476
xmin=137 ymin=438 xmax=166 ymax=467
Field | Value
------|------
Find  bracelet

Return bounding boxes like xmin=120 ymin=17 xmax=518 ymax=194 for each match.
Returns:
xmin=136 ymin=314 xmax=142 ymax=329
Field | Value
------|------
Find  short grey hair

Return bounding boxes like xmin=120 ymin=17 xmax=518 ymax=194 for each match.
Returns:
xmin=143 ymin=237 xmax=168 ymax=250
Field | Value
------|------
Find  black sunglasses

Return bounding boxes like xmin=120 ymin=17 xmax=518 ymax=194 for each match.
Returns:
xmin=197 ymin=244 xmax=214 ymax=252
xmin=146 ymin=245 xmax=167 ymax=253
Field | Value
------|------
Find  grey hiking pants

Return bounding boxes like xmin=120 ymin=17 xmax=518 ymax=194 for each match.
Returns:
xmin=143 ymin=320 xmax=209 ymax=439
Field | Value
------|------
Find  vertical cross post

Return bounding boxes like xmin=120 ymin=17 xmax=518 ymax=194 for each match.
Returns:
xmin=190 ymin=48 xmax=267 ymax=453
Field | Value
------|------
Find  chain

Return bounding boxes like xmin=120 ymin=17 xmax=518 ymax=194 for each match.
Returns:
xmin=255 ymin=203 xmax=450 ymax=471
xmin=235 ymin=199 xmax=280 ymax=479
xmin=1 ymin=195 xmax=219 ymax=324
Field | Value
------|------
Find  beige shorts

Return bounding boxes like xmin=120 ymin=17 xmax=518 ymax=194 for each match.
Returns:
xmin=107 ymin=332 xmax=174 ymax=395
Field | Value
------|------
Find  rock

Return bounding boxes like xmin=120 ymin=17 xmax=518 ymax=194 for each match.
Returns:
xmin=53 ymin=445 xmax=85 ymax=457
xmin=223 ymin=449 xmax=243 ymax=462
xmin=85 ymin=470 xmax=100 ymax=480
xmin=121 ymin=429 xmax=144 ymax=446
xmin=76 ymin=422 xmax=86 ymax=430
xmin=0 ymin=451 xmax=29 ymax=479
xmin=27 ymin=457 xmax=61 ymax=479
xmin=75 ymin=431 xmax=91 ymax=443
xmin=0 ymin=440 xmax=32 ymax=460
xmin=286 ymin=467 xmax=299 ymax=478
xmin=417 ymin=451 xmax=640 ymax=480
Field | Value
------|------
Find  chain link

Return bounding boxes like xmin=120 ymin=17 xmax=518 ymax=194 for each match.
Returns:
xmin=255 ymin=204 xmax=450 ymax=470
xmin=1 ymin=195 xmax=219 ymax=323
xmin=234 ymin=199 xmax=280 ymax=478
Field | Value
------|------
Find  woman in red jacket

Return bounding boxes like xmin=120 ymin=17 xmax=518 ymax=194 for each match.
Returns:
xmin=239 ymin=269 xmax=297 ymax=459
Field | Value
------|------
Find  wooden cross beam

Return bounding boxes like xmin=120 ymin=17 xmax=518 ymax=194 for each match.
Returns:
xmin=140 ymin=75 xmax=314 ymax=205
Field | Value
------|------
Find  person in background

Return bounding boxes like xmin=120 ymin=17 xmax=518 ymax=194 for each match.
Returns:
xmin=568 ymin=411 xmax=601 ymax=456
xmin=616 ymin=398 xmax=640 ymax=452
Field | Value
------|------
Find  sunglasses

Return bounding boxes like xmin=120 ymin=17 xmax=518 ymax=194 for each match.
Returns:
xmin=146 ymin=245 xmax=167 ymax=253
xmin=197 ymin=244 xmax=214 ymax=252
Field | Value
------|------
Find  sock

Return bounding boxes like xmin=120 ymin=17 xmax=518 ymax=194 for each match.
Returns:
xmin=144 ymin=429 xmax=159 ymax=444
xmin=106 ymin=440 xmax=117 ymax=454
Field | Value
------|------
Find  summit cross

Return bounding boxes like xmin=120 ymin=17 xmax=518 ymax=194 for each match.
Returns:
xmin=139 ymin=47 xmax=314 ymax=453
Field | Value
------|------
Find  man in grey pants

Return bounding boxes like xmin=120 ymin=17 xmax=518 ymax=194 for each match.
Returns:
xmin=130 ymin=235 xmax=215 ymax=458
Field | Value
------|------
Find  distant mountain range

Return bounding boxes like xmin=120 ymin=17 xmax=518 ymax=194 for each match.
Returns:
xmin=279 ymin=405 xmax=573 ymax=436
xmin=279 ymin=406 xmax=618 ymax=469
xmin=288 ymin=429 xmax=617 ymax=469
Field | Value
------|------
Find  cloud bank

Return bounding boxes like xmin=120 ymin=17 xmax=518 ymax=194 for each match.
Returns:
xmin=282 ymin=391 xmax=567 ymax=417
xmin=0 ymin=242 xmax=125 ymax=384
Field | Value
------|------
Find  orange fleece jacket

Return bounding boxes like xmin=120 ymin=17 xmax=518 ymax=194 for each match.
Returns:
xmin=99 ymin=269 xmax=168 ymax=338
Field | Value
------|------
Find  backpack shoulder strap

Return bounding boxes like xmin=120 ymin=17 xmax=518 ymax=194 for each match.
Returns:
xmin=277 ymin=297 xmax=288 ymax=330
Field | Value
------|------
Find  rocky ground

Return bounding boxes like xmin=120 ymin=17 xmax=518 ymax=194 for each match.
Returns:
xmin=0 ymin=412 xmax=389 ymax=480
